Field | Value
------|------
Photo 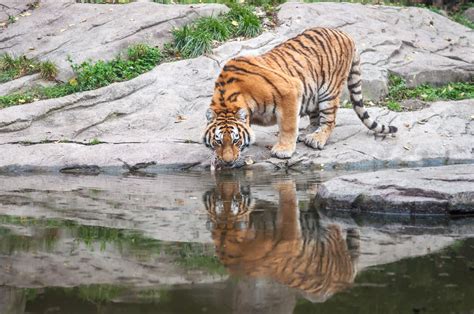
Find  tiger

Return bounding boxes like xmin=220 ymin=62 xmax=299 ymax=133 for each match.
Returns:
xmin=203 ymin=179 xmax=360 ymax=302
xmin=203 ymin=27 xmax=397 ymax=166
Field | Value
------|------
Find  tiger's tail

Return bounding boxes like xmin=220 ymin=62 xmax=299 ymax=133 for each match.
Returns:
xmin=348 ymin=51 xmax=397 ymax=134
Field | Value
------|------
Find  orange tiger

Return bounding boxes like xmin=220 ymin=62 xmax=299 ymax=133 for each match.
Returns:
xmin=203 ymin=179 xmax=360 ymax=302
xmin=203 ymin=27 xmax=397 ymax=166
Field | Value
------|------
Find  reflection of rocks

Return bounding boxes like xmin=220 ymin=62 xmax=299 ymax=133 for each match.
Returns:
xmin=0 ymin=286 xmax=25 ymax=314
xmin=204 ymin=178 xmax=360 ymax=304
xmin=315 ymin=164 xmax=474 ymax=214
xmin=0 ymin=223 xmax=226 ymax=288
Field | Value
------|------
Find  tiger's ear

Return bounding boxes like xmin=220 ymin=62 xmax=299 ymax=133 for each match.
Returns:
xmin=206 ymin=108 xmax=216 ymax=123
xmin=236 ymin=109 xmax=247 ymax=122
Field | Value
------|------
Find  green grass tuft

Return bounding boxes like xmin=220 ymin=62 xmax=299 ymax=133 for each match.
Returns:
xmin=171 ymin=4 xmax=262 ymax=58
xmin=39 ymin=60 xmax=58 ymax=81
xmin=225 ymin=4 xmax=262 ymax=38
xmin=172 ymin=25 xmax=213 ymax=58
xmin=196 ymin=16 xmax=232 ymax=42
xmin=386 ymin=100 xmax=402 ymax=112
xmin=383 ymin=74 xmax=474 ymax=111
xmin=0 ymin=54 xmax=59 ymax=83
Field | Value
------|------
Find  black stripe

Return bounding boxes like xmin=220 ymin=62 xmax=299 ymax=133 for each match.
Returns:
xmin=348 ymin=81 xmax=361 ymax=90
xmin=234 ymin=58 xmax=290 ymax=84
xmin=361 ymin=111 xmax=370 ymax=120
xmin=369 ymin=121 xmax=378 ymax=130
xmin=389 ymin=125 xmax=398 ymax=133
xmin=223 ymin=65 xmax=283 ymax=98
xmin=272 ymin=50 xmax=294 ymax=75
xmin=226 ymin=77 xmax=242 ymax=84
xmin=352 ymin=99 xmax=363 ymax=107
xmin=227 ymin=92 xmax=241 ymax=102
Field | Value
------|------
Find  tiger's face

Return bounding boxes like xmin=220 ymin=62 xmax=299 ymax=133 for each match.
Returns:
xmin=203 ymin=108 xmax=255 ymax=166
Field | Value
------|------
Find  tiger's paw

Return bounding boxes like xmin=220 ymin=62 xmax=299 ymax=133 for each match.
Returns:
xmin=271 ymin=144 xmax=295 ymax=159
xmin=304 ymin=132 xmax=328 ymax=150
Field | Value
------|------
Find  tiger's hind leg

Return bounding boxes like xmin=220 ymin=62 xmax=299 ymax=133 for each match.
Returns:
xmin=303 ymin=96 xmax=339 ymax=149
xmin=297 ymin=113 xmax=320 ymax=142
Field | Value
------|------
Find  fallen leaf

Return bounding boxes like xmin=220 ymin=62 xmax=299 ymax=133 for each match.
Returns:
xmin=231 ymin=20 xmax=239 ymax=27
xmin=403 ymin=145 xmax=411 ymax=151
xmin=175 ymin=115 xmax=187 ymax=123
xmin=59 ymin=28 xmax=66 ymax=32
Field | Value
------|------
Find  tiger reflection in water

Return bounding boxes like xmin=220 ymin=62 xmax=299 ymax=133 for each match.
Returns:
xmin=203 ymin=177 xmax=360 ymax=302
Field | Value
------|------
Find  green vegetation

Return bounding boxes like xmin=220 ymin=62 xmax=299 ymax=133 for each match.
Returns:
xmin=0 ymin=44 xmax=162 ymax=108
xmin=383 ymin=74 xmax=474 ymax=111
xmin=88 ymin=138 xmax=101 ymax=145
xmin=0 ymin=54 xmax=58 ymax=83
xmin=172 ymin=4 xmax=261 ymax=58
xmin=38 ymin=60 xmax=58 ymax=80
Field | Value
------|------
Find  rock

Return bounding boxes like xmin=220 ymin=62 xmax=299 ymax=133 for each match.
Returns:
xmin=464 ymin=7 xmax=474 ymax=23
xmin=0 ymin=3 xmax=473 ymax=173
xmin=0 ymin=0 xmax=31 ymax=23
xmin=0 ymin=74 xmax=53 ymax=96
xmin=315 ymin=164 xmax=474 ymax=214
xmin=0 ymin=0 xmax=228 ymax=81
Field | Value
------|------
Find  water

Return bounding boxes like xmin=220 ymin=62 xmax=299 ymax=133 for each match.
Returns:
xmin=0 ymin=170 xmax=473 ymax=314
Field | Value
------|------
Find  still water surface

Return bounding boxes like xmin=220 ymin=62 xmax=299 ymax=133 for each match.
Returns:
xmin=0 ymin=171 xmax=473 ymax=313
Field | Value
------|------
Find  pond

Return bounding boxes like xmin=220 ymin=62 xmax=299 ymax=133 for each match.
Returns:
xmin=0 ymin=170 xmax=473 ymax=314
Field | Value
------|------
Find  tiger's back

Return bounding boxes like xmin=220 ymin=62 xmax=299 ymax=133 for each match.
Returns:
xmin=204 ymin=27 xmax=397 ymax=165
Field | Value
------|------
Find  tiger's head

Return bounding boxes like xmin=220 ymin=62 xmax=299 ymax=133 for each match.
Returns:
xmin=203 ymin=108 xmax=255 ymax=167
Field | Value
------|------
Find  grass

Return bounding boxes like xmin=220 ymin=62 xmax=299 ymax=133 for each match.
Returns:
xmin=0 ymin=44 xmax=162 ymax=108
xmin=383 ymin=74 xmax=474 ymax=111
xmin=172 ymin=4 xmax=262 ymax=58
xmin=0 ymin=54 xmax=58 ymax=83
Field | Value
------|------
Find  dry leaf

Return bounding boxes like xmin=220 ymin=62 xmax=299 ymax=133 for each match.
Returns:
xmin=174 ymin=115 xmax=187 ymax=123
xmin=403 ymin=145 xmax=411 ymax=151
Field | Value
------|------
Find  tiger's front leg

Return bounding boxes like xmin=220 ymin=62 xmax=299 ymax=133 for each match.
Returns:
xmin=271 ymin=90 xmax=301 ymax=159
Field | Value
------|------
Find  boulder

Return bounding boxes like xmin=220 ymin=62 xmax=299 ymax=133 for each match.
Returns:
xmin=464 ymin=7 xmax=474 ymax=23
xmin=0 ymin=0 xmax=228 ymax=81
xmin=315 ymin=164 xmax=474 ymax=214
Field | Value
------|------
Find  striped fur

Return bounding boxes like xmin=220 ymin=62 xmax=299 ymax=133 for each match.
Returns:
xmin=203 ymin=27 xmax=397 ymax=165
xmin=204 ymin=180 xmax=360 ymax=301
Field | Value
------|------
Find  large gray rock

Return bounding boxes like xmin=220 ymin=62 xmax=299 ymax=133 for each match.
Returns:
xmin=464 ymin=7 xmax=474 ymax=23
xmin=0 ymin=2 xmax=473 ymax=173
xmin=0 ymin=0 xmax=227 ymax=81
xmin=315 ymin=164 xmax=474 ymax=214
